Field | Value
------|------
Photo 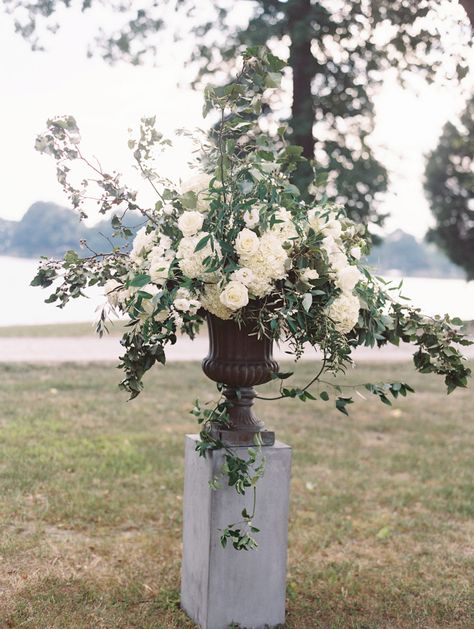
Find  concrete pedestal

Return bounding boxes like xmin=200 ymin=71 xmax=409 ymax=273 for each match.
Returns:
xmin=181 ymin=435 xmax=292 ymax=629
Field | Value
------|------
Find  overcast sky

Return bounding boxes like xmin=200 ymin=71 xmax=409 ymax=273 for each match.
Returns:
xmin=0 ymin=3 xmax=470 ymax=238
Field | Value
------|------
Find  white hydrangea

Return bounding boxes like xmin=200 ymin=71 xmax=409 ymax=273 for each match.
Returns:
xmin=326 ymin=292 xmax=360 ymax=334
xmin=178 ymin=210 xmax=204 ymax=236
xmin=131 ymin=226 xmax=155 ymax=260
xmin=200 ymin=283 xmax=233 ymax=320
xmin=219 ymin=281 xmax=249 ymax=311
xmin=239 ymin=231 xmax=289 ymax=298
xmin=177 ymin=231 xmax=219 ymax=279
xmin=230 ymin=267 xmax=254 ymax=286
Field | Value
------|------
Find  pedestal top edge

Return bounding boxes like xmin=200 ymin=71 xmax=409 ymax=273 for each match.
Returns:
xmin=185 ymin=434 xmax=291 ymax=449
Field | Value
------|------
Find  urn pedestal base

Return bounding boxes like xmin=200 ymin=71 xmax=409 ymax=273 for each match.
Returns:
xmin=181 ymin=434 xmax=292 ymax=629
xmin=202 ymin=313 xmax=279 ymax=446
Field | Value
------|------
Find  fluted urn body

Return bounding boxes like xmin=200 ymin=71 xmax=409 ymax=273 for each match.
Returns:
xmin=202 ymin=313 xmax=279 ymax=445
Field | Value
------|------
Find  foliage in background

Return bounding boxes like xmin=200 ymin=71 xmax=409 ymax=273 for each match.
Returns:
xmin=424 ymin=95 xmax=474 ymax=280
xmin=3 ymin=0 xmax=472 ymax=230
xmin=366 ymin=229 xmax=464 ymax=278
xmin=0 ymin=201 xmax=142 ymax=258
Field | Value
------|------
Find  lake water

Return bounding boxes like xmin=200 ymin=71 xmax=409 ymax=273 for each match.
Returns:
xmin=0 ymin=255 xmax=473 ymax=327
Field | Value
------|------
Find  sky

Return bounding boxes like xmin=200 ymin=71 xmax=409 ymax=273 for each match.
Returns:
xmin=0 ymin=3 xmax=470 ymax=239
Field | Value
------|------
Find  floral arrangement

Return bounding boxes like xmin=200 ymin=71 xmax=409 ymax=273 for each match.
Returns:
xmin=33 ymin=47 xmax=471 ymax=550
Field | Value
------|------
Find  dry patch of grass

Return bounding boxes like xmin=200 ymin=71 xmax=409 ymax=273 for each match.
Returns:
xmin=0 ymin=361 xmax=473 ymax=628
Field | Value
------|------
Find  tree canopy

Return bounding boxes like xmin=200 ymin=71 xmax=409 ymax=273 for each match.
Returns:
xmin=3 ymin=0 xmax=471 ymax=229
xmin=425 ymin=96 xmax=474 ymax=279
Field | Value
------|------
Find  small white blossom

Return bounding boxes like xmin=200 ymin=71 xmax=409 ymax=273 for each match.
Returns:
xmin=350 ymin=246 xmax=362 ymax=260
xmin=174 ymin=297 xmax=191 ymax=312
xmin=300 ymin=269 xmax=319 ymax=282
xmin=243 ymin=208 xmax=260 ymax=228
xmin=104 ymin=279 xmax=122 ymax=308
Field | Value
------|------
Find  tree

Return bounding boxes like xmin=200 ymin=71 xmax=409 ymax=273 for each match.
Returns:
xmin=425 ymin=95 xmax=474 ymax=279
xmin=3 ymin=0 xmax=471 ymax=228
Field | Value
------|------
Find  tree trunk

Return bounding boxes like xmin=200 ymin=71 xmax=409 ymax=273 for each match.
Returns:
xmin=287 ymin=0 xmax=315 ymax=195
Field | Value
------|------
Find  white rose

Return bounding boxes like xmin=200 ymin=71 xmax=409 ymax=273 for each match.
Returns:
xmin=350 ymin=246 xmax=361 ymax=260
xmin=230 ymin=267 xmax=254 ymax=286
xmin=178 ymin=210 xmax=204 ymax=236
xmin=300 ymin=269 xmax=319 ymax=282
xmin=104 ymin=279 xmax=122 ymax=308
xmin=219 ymin=281 xmax=249 ymax=311
xmin=174 ymin=298 xmax=191 ymax=312
xmin=244 ymin=208 xmax=260 ymax=228
xmin=235 ymin=228 xmax=259 ymax=257
xmin=326 ymin=292 xmax=360 ymax=334
xmin=336 ymin=266 xmax=362 ymax=292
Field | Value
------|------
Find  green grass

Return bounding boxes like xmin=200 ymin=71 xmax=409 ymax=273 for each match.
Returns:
xmin=0 ymin=361 xmax=473 ymax=628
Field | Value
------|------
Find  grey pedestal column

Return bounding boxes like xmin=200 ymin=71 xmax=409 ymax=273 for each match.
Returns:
xmin=181 ymin=435 xmax=292 ymax=629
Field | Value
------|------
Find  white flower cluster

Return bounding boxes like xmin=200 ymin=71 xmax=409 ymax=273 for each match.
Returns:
xmin=130 ymin=226 xmax=155 ymax=261
xmin=311 ymin=211 xmax=362 ymax=334
xmin=103 ymin=173 xmax=365 ymax=339
xmin=177 ymin=232 xmax=220 ymax=279
xmin=234 ymin=227 xmax=290 ymax=298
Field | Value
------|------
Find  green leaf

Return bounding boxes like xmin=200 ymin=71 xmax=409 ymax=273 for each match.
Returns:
xmin=179 ymin=191 xmax=197 ymax=209
xmin=194 ymin=234 xmax=211 ymax=253
xmin=129 ymin=274 xmax=151 ymax=288
xmin=302 ymin=293 xmax=313 ymax=312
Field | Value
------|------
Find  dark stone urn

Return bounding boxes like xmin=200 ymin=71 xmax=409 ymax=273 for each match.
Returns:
xmin=202 ymin=312 xmax=279 ymax=446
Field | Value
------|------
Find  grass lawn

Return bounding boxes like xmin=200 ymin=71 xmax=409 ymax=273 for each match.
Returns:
xmin=0 ymin=361 xmax=473 ymax=628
